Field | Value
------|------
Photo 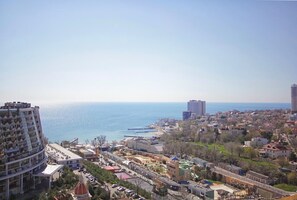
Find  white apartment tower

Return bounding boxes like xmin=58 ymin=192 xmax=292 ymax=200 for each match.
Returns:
xmin=292 ymin=84 xmax=297 ymax=114
xmin=0 ymin=102 xmax=47 ymax=200
xmin=187 ymin=100 xmax=206 ymax=116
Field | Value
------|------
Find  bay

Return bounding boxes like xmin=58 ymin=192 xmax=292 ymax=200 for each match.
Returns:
xmin=40 ymin=102 xmax=290 ymax=143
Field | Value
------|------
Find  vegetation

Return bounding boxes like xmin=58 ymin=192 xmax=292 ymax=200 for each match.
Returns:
xmin=274 ymin=184 xmax=297 ymax=192
xmin=38 ymin=166 xmax=79 ymax=200
xmin=89 ymin=185 xmax=110 ymax=200
xmin=83 ymin=160 xmax=151 ymax=199
xmin=161 ymin=114 xmax=290 ymax=181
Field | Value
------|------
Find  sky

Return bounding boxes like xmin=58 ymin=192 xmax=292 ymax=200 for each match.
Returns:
xmin=0 ymin=1 xmax=297 ymax=104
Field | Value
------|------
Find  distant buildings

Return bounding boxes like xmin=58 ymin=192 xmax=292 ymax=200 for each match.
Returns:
xmin=188 ymin=100 xmax=206 ymax=116
xmin=183 ymin=100 xmax=206 ymax=120
xmin=244 ymin=137 xmax=268 ymax=148
xmin=0 ymin=102 xmax=48 ymax=200
xmin=292 ymin=84 xmax=297 ymax=113
xmin=182 ymin=111 xmax=192 ymax=120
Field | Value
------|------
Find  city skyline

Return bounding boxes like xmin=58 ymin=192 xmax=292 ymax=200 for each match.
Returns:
xmin=1 ymin=1 xmax=297 ymax=104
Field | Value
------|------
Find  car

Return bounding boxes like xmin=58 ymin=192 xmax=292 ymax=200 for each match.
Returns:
xmin=112 ymin=184 xmax=118 ymax=188
xmin=117 ymin=186 xmax=125 ymax=191
xmin=138 ymin=197 xmax=145 ymax=200
xmin=125 ymin=189 xmax=134 ymax=195
xmin=132 ymin=194 xmax=139 ymax=199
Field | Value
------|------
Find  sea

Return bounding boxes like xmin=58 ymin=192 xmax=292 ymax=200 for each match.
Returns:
xmin=40 ymin=102 xmax=290 ymax=143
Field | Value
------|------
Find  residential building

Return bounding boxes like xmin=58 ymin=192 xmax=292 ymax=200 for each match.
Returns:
xmin=260 ymin=142 xmax=291 ymax=159
xmin=182 ymin=111 xmax=192 ymax=120
xmin=244 ymin=137 xmax=268 ymax=148
xmin=246 ymin=170 xmax=273 ymax=184
xmin=187 ymin=100 xmax=206 ymax=116
xmin=46 ymin=143 xmax=82 ymax=169
xmin=0 ymin=102 xmax=47 ymax=200
xmin=292 ymin=84 xmax=297 ymax=113
xmin=166 ymin=157 xmax=192 ymax=182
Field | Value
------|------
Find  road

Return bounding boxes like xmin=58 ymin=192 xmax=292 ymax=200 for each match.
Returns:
xmin=101 ymin=151 xmax=192 ymax=199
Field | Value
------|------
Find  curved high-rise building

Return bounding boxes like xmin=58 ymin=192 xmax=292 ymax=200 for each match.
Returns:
xmin=292 ymin=84 xmax=297 ymax=114
xmin=0 ymin=102 xmax=47 ymax=200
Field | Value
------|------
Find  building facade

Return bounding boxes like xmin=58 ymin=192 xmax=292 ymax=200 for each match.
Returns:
xmin=260 ymin=142 xmax=291 ymax=159
xmin=292 ymin=84 xmax=297 ymax=114
xmin=0 ymin=102 xmax=47 ymax=200
xmin=46 ymin=143 xmax=82 ymax=169
xmin=187 ymin=100 xmax=206 ymax=116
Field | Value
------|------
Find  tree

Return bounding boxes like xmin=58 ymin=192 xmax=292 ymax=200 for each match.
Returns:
xmin=96 ymin=135 xmax=107 ymax=151
xmin=235 ymin=145 xmax=244 ymax=157
xmin=244 ymin=147 xmax=257 ymax=160
xmin=134 ymin=178 xmax=144 ymax=195
xmin=277 ymin=157 xmax=289 ymax=168
xmin=289 ymin=152 xmax=297 ymax=162
xmin=261 ymin=131 xmax=273 ymax=141
xmin=287 ymin=172 xmax=297 ymax=185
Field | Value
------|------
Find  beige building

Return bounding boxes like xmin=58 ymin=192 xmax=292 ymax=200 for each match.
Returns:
xmin=0 ymin=102 xmax=48 ymax=200
xmin=260 ymin=142 xmax=291 ymax=159
xmin=166 ymin=157 xmax=191 ymax=182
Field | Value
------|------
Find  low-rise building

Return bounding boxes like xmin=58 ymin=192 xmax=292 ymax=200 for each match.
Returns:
xmin=46 ymin=143 xmax=82 ymax=169
xmin=246 ymin=170 xmax=273 ymax=184
xmin=192 ymin=157 xmax=209 ymax=168
xmin=218 ymin=163 xmax=245 ymax=176
xmin=259 ymin=142 xmax=291 ymax=159
xmin=166 ymin=157 xmax=192 ymax=182
xmin=245 ymin=137 xmax=268 ymax=148
xmin=188 ymin=184 xmax=214 ymax=199
xmin=126 ymin=138 xmax=163 ymax=153
xmin=78 ymin=149 xmax=98 ymax=162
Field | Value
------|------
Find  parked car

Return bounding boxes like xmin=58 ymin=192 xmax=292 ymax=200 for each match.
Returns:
xmin=112 ymin=184 xmax=118 ymax=188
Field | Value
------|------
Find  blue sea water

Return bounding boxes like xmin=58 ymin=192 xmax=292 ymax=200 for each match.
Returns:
xmin=40 ymin=102 xmax=290 ymax=143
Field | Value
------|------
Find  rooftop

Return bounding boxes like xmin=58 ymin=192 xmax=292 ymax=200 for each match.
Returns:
xmin=34 ymin=164 xmax=63 ymax=177
xmin=0 ymin=102 xmax=32 ymax=109
xmin=47 ymin=143 xmax=82 ymax=161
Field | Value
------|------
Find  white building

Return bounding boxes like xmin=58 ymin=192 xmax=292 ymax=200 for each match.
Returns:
xmin=0 ymin=102 xmax=48 ymax=200
xmin=126 ymin=138 xmax=163 ymax=153
xmin=46 ymin=143 xmax=82 ymax=169
xmin=187 ymin=100 xmax=206 ymax=116
xmin=292 ymin=84 xmax=297 ymax=113
xmin=260 ymin=142 xmax=291 ymax=159
xmin=244 ymin=137 xmax=268 ymax=148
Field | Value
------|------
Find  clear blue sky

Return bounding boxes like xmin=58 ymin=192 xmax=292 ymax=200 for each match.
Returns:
xmin=0 ymin=1 xmax=296 ymax=104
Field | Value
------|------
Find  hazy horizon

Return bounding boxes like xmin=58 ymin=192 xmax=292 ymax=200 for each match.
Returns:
xmin=1 ymin=1 xmax=297 ymax=103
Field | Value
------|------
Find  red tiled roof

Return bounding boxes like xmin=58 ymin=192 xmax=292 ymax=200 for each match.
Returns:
xmin=74 ymin=182 xmax=88 ymax=195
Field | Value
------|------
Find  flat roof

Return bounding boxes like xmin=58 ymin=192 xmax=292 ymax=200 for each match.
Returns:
xmin=47 ymin=143 xmax=82 ymax=161
xmin=34 ymin=164 xmax=63 ymax=177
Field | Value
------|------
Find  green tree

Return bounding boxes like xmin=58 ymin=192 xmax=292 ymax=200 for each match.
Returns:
xmin=287 ymin=172 xmax=297 ymax=185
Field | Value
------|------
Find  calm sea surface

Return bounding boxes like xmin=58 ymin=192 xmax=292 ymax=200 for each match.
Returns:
xmin=40 ymin=102 xmax=290 ymax=143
